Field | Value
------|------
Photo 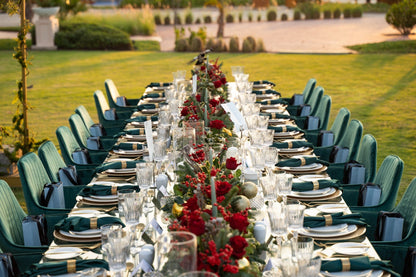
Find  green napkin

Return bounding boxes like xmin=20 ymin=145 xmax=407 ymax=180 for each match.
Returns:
xmin=259 ymin=99 xmax=289 ymax=105
xmin=146 ymin=82 xmax=171 ymax=88
xmin=113 ymin=128 xmax=145 ymax=138
xmin=268 ymin=125 xmax=303 ymax=133
xmin=95 ymin=160 xmax=145 ymax=173
xmin=252 ymin=89 xmax=281 ymax=97
xmin=303 ymin=212 xmax=366 ymax=228
xmin=113 ymin=142 xmax=144 ymax=151
xmin=321 ymin=256 xmax=399 ymax=277
xmin=259 ymin=112 xmax=291 ymax=119
xmin=137 ymin=103 xmax=157 ymax=111
xmin=125 ymin=115 xmax=158 ymax=123
xmin=55 ymin=216 xmax=125 ymax=232
xmin=272 ymin=140 xmax=313 ymax=149
xmin=141 ymin=92 xmax=165 ymax=99
xmin=23 ymin=259 xmax=109 ymax=277
xmin=78 ymin=184 xmax=140 ymax=197
xmin=276 ymin=156 xmax=329 ymax=167
xmin=253 ymin=80 xmax=276 ymax=86
xmin=292 ymin=179 xmax=339 ymax=192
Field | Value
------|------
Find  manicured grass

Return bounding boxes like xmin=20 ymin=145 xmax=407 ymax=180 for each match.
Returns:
xmin=133 ymin=40 xmax=160 ymax=51
xmin=0 ymin=26 xmax=20 ymax=32
xmin=0 ymin=38 xmax=32 ymax=50
xmin=0 ymin=51 xmax=415 ymax=207
xmin=348 ymin=40 xmax=416 ymax=54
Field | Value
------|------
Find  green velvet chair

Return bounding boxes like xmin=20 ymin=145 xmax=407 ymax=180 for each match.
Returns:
xmin=38 ymin=140 xmax=86 ymax=208
xmin=17 ymin=152 xmax=71 ymax=242
xmin=280 ymin=78 xmax=317 ymax=104
xmin=313 ymin=119 xmax=363 ymax=162
xmin=0 ymin=180 xmax=48 ymax=272
xmin=371 ymin=178 xmax=416 ymax=275
xmin=326 ymin=134 xmax=378 ymax=205
xmin=105 ymin=79 xmax=140 ymax=114
xmin=349 ymin=155 xmax=404 ymax=239
xmin=74 ymin=105 xmax=117 ymax=149
xmin=94 ymin=90 xmax=128 ymax=136
xmin=287 ymin=85 xmax=323 ymax=116
xmin=304 ymin=107 xmax=351 ymax=146
xmin=294 ymin=94 xmax=331 ymax=131
xmin=69 ymin=113 xmax=109 ymax=163
xmin=56 ymin=126 xmax=99 ymax=184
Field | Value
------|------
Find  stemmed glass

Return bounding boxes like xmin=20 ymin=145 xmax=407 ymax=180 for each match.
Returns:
xmin=137 ymin=162 xmax=156 ymax=215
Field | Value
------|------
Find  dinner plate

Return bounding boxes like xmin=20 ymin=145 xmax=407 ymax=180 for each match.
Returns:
xmin=130 ymin=121 xmax=158 ymax=128
xmin=89 ymin=194 xmax=118 ymax=200
xmin=298 ymin=174 xmax=331 ymax=181
xmin=317 ymin=204 xmax=349 ymax=214
xmin=321 ymin=269 xmax=373 ymax=277
xmin=274 ymin=131 xmax=301 ymax=137
xmin=279 ymin=147 xmax=310 ymax=153
xmin=264 ymin=108 xmax=285 ymax=113
xmin=288 ymin=187 xmax=341 ymax=201
xmin=44 ymin=247 xmax=83 ymax=260
xmin=112 ymin=149 xmax=145 ymax=157
xmin=256 ymin=94 xmax=275 ymax=100
xmin=282 ymin=163 xmax=324 ymax=171
xmin=105 ymin=168 xmax=136 ymax=177
xmin=306 ymin=223 xmax=348 ymax=234
xmin=293 ymin=187 xmax=332 ymax=196
xmin=269 ymin=118 xmax=292 ymax=125
xmin=59 ymin=230 xmax=101 ymax=239
xmin=54 ymin=230 xmax=101 ymax=243
xmin=82 ymin=196 xmax=119 ymax=204
xmin=70 ymin=229 xmax=101 ymax=236
xmin=145 ymin=97 xmax=166 ymax=103
xmin=123 ymin=134 xmax=147 ymax=142
xmin=299 ymin=224 xmax=357 ymax=238
xmin=330 ymin=242 xmax=370 ymax=256
xmin=68 ymin=209 xmax=103 ymax=218
xmin=253 ymin=84 xmax=272 ymax=89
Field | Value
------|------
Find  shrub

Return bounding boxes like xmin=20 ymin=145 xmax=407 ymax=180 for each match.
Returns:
xmin=195 ymin=18 xmax=201 ymax=24
xmin=246 ymin=36 xmax=256 ymax=50
xmin=175 ymin=38 xmax=188 ymax=51
xmin=154 ymin=14 xmax=162 ymax=25
xmin=238 ymin=13 xmax=243 ymax=22
xmin=242 ymin=37 xmax=255 ymax=53
xmin=333 ymin=8 xmax=341 ymax=19
xmin=352 ymin=7 xmax=362 ymax=18
xmin=54 ymin=22 xmax=133 ymax=50
xmin=294 ymin=10 xmax=301 ymax=20
xmin=174 ymin=15 xmax=182 ymax=25
xmin=323 ymin=9 xmax=331 ymax=19
xmin=213 ymin=38 xmax=227 ymax=52
xmin=248 ymin=13 xmax=253 ymax=22
xmin=343 ymin=8 xmax=351 ymax=18
xmin=206 ymin=37 xmax=215 ymax=50
xmin=256 ymin=38 xmax=266 ymax=52
xmin=257 ymin=14 xmax=262 ymax=21
xmin=299 ymin=2 xmax=314 ymax=19
xmin=226 ymin=14 xmax=234 ymax=23
xmin=281 ymin=13 xmax=288 ymax=21
xmin=267 ymin=9 xmax=277 ymax=21
xmin=190 ymin=36 xmax=203 ymax=52
xmin=164 ymin=15 xmax=171 ymax=25
xmin=229 ymin=36 xmax=239 ymax=52
xmin=312 ymin=7 xmax=320 ymax=19
xmin=386 ymin=0 xmax=416 ymax=35
xmin=204 ymin=15 xmax=212 ymax=23
xmin=185 ymin=12 xmax=193 ymax=24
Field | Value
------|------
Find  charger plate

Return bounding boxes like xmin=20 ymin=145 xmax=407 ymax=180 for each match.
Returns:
xmin=314 ymin=226 xmax=366 ymax=242
xmin=104 ymin=168 xmax=136 ymax=177
xmin=288 ymin=188 xmax=342 ymax=201
xmin=111 ymin=149 xmax=146 ymax=158
xmin=300 ymin=224 xmax=357 ymax=239
xmin=53 ymin=230 xmax=101 ymax=243
xmin=44 ymin=247 xmax=83 ymax=260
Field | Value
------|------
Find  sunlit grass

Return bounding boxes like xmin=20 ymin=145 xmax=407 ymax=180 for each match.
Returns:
xmin=0 ymin=51 xmax=415 ymax=206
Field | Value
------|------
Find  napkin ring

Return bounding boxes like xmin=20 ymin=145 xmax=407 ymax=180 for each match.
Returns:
xmin=111 ymin=185 xmax=118 ymax=195
xmin=312 ymin=180 xmax=319 ymax=190
xmin=324 ymin=214 xmax=333 ymax=226
xmin=67 ymin=260 xmax=76 ymax=273
xmin=132 ymin=144 xmax=137 ymax=150
xmin=287 ymin=141 xmax=293 ymax=148
xmin=341 ymin=258 xmax=350 ymax=271
xmin=121 ymin=161 xmax=127 ymax=169
xmin=90 ymin=217 xmax=98 ymax=229
xmin=299 ymin=157 xmax=306 ymax=166
xmin=282 ymin=126 xmax=287 ymax=132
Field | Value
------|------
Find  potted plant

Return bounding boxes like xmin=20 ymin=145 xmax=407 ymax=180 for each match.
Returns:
xmin=33 ymin=0 xmax=61 ymax=17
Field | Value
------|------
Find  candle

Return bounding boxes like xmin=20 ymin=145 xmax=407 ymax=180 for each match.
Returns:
xmin=204 ymin=88 xmax=208 ymax=127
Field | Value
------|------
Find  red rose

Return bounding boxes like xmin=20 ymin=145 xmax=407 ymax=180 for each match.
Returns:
xmin=184 ymin=195 xmax=199 ymax=211
xmin=221 ymin=77 xmax=227 ymax=84
xmin=213 ymin=80 xmax=222 ymax=88
xmin=209 ymin=98 xmax=220 ymax=107
xmin=229 ymin=212 xmax=249 ymax=233
xmin=209 ymin=119 xmax=225 ymax=130
xmin=195 ymin=94 xmax=201 ymax=102
xmin=229 ymin=235 xmax=248 ymax=259
xmin=216 ymin=180 xmax=232 ymax=196
xmin=226 ymin=157 xmax=240 ymax=170
xmin=211 ymin=168 xmax=220 ymax=177
xmin=217 ymin=195 xmax=225 ymax=203
xmin=188 ymin=211 xmax=205 ymax=236
xmin=181 ymin=106 xmax=189 ymax=117
xmin=200 ymin=65 xmax=206 ymax=71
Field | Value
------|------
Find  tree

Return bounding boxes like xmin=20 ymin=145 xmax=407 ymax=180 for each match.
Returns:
xmin=386 ymin=0 xmax=416 ymax=36
xmin=205 ymin=0 xmax=226 ymax=38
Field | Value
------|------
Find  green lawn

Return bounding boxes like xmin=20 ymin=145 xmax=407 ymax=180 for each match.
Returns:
xmin=0 ymin=51 xmax=415 ymax=205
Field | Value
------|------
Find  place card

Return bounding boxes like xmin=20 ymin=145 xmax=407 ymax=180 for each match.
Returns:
xmin=263 ymin=259 xmax=273 ymax=272
xmin=221 ymin=102 xmax=248 ymax=131
xmin=150 ymin=218 xmax=163 ymax=235
xmin=144 ymin=120 xmax=154 ymax=161
xmin=158 ymin=185 xmax=169 ymax=197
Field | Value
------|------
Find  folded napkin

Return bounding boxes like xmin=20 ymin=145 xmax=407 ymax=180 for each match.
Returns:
xmin=141 ymin=92 xmax=165 ymax=99
xmin=276 ymin=156 xmax=329 ymax=167
xmin=259 ymin=99 xmax=289 ymax=105
xmin=125 ymin=115 xmax=158 ymax=123
xmin=146 ymin=82 xmax=172 ymax=88
xmin=268 ymin=125 xmax=303 ymax=133
xmin=253 ymin=80 xmax=276 ymax=86
xmin=55 ymin=216 xmax=125 ymax=232
xmin=292 ymin=179 xmax=339 ymax=192
xmin=137 ymin=103 xmax=158 ymax=111
xmin=113 ymin=128 xmax=145 ymax=138
xmin=23 ymin=259 xmax=109 ymax=277
xmin=303 ymin=212 xmax=366 ymax=228
xmin=259 ymin=112 xmax=291 ymax=120
xmin=78 ymin=184 xmax=140 ymax=197
xmin=113 ymin=142 xmax=144 ymax=151
xmin=252 ymin=89 xmax=281 ymax=97
xmin=95 ymin=160 xmax=145 ymax=173
xmin=321 ymin=256 xmax=399 ymax=277
xmin=272 ymin=140 xmax=313 ymax=149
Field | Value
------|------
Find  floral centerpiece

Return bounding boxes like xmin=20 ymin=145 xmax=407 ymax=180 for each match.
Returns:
xmin=163 ymin=54 xmax=267 ymax=276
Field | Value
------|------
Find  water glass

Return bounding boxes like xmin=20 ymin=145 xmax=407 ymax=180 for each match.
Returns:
xmin=267 ymin=201 xmax=288 ymax=237
xmin=117 ymin=188 xmax=136 ymax=217
xmin=159 ymin=110 xmax=171 ymax=126
xmin=182 ymin=127 xmax=196 ymax=147
xmin=169 ymin=99 xmax=181 ymax=116
xmin=122 ymin=191 xmax=144 ymax=226
xmin=298 ymin=256 xmax=321 ymax=277
xmin=248 ymin=146 xmax=266 ymax=170
xmin=107 ymin=228 xmax=131 ymax=275
xmin=260 ymin=175 xmax=277 ymax=202
xmin=100 ymin=224 xmax=123 ymax=260
xmin=136 ymin=162 xmax=155 ymax=190
xmin=262 ymin=129 xmax=275 ymax=146
xmin=287 ymin=204 xmax=306 ymax=230
xmin=245 ymin=115 xmax=258 ymax=130
xmin=154 ymin=139 xmax=168 ymax=162
xmin=178 ymin=271 xmax=218 ymax=277
xmin=276 ymin=173 xmax=293 ymax=195
xmin=172 ymin=126 xmax=184 ymax=151
xmin=156 ymin=231 xmax=197 ymax=276
xmin=294 ymin=237 xmax=314 ymax=267
xmin=264 ymin=147 xmax=279 ymax=168
xmin=257 ymin=115 xmax=269 ymax=130
xmin=157 ymin=125 xmax=170 ymax=141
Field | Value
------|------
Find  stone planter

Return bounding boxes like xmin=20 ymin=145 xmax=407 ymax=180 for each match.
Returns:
xmin=32 ymin=6 xmax=60 ymax=50
xmin=32 ymin=6 xmax=60 ymax=17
